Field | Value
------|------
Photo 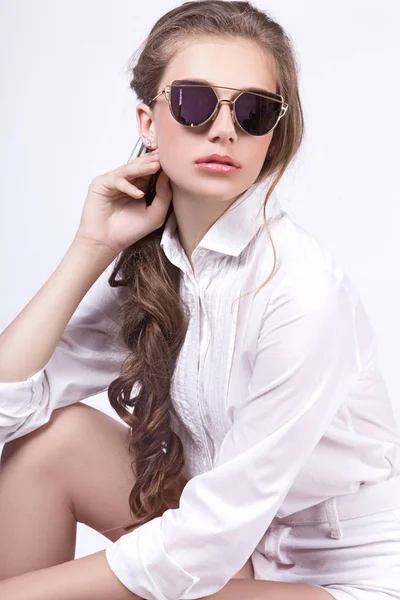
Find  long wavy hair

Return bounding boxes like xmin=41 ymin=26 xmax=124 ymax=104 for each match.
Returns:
xmin=107 ymin=0 xmax=304 ymax=532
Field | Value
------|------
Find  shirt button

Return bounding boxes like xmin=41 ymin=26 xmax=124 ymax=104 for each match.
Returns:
xmin=199 ymin=250 xmax=205 ymax=257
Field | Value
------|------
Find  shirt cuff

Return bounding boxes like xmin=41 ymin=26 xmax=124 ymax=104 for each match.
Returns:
xmin=105 ymin=515 xmax=200 ymax=600
xmin=0 ymin=368 xmax=44 ymax=422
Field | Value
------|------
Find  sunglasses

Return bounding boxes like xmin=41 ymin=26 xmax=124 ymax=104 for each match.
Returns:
xmin=148 ymin=79 xmax=288 ymax=137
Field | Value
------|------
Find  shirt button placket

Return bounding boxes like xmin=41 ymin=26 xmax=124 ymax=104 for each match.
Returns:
xmin=191 ymin=263 xmax=213 ymax=470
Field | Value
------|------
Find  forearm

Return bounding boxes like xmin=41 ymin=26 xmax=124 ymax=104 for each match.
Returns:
xmin=0 ymin=548 xmax=261 ymax=600
xmin=0 ymin=550 xmax=141 ymax=600
xmin=0 ymin=236 xmax=117 ymax=382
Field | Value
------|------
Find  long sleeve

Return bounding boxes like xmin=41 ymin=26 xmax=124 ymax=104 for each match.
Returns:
xmin=0 ymin=259 xmax=129 ymax=445
xmin=105 ymin=267 xmax=362 ymax=600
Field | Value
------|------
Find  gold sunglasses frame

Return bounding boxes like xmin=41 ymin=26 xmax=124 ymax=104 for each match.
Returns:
xmin=148 ymin=80 xmax=289 ymax=137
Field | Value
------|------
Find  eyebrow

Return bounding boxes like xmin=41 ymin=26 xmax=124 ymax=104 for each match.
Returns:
xmin=179 ymin=77 xmax=273 ymax=96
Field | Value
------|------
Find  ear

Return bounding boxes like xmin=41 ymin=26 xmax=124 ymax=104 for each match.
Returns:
xmin=136 ymin=103 xmax=158 ymax=149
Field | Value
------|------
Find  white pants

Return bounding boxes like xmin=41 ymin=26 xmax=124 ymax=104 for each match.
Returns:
xmin=251 ymin=475 xmax=400 ymax=599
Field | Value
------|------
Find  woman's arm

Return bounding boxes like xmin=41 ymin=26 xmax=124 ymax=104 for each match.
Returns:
xmin=0 ymin=550 xmax=142 ymax=600
xmin=0 ymin=551 xmax=325 ymax=600
xmin=0 ymin=239 xmax=129 ymax=445
xmin=0 ymin=236 xmax=117 ymax=383
xmin=101 ymin=268 xmax=362 ymax=600
xmin=0 ymin=550 xmax=256 ymax=600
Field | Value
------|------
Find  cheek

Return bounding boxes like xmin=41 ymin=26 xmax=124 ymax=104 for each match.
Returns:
xmin=244 ymin=141 xmax=270 ymax=171
xmin=157 ymin=122 xmax=181 ymax=156
xmin=157 ymin=130 xmax=193 ymax=182
xmin=157 ymin=118 xmax=196 ymax=172
xmin=249 ymin=138 xmax=272 ymax=170
xmin=254 ymin=134 xmax=273 ymax=160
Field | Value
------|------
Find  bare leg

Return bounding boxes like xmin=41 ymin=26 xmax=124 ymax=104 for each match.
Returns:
xmin=0 ymin=401 xmax=253 ymax=583
xmin=0 ymin=429 xmax=77 ymax=578
xmin=0 ymin=403 xmax=332 ymax=598
xmin=0 ymin=403 xmax=139 ymax=580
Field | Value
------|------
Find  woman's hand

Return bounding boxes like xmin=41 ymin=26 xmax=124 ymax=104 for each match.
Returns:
xmin=74 ymin=150 xmax=172 ymax=256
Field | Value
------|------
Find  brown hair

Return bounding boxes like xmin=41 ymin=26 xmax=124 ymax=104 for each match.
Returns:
xmin=107 ymin=0 xmax=304 ymax=532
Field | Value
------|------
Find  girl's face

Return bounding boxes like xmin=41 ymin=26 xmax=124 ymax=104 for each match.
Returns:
xmin=137 ymin=37 xmax=277 ymax=204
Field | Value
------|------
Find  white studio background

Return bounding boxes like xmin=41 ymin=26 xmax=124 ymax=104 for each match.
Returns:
xmin=0 ymin=0 xmax=399 ymax=560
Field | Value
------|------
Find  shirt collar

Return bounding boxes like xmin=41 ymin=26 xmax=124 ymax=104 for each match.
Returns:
xmin=160 ymin=180 xmax=283 ymax=262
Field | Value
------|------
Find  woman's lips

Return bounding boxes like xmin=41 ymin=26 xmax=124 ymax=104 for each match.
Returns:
xmin=194 ymin=162 xmax=240 ymax=173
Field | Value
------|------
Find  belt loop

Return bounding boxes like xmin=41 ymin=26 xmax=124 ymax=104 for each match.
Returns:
xmin=324 ymin=497 xmax=343 ymax=539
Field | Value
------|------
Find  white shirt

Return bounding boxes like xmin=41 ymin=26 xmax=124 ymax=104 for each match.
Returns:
xmin=1 ymin=181 xmax=400 ymax=600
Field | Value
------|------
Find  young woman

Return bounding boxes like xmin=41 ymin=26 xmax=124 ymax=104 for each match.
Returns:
xmin=1 ymin=2 xmax=400 ymax=599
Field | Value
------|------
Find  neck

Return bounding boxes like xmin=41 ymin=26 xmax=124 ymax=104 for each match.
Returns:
xmin=171 ymin=184 xmax=241 ymax=267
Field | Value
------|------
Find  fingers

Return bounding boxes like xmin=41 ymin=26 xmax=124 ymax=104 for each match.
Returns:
xmin=145 ymin=170 xmax=173 ymax=225
xmin=102 ymin=161 xmax=160 ymax=195
xmin=122 ymin=157 xmax=161 ymax=176
xmin=113 ymin=176 xmax=147 ymax=199
xmin=113 ymin=151 xmax=167 ymax=209
xmin=126 ymin=150 xmax=159 ymax=165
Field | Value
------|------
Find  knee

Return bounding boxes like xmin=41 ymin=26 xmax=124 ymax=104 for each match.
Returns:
xmin=1 ymin=403 xmax=89 ymax=474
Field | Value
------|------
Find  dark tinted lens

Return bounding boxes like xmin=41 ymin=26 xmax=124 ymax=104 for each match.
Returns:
xmin=170 ymin=80 xmax=217 ymax=126
xmin=235 ymin=92 xmax=281 ymax=135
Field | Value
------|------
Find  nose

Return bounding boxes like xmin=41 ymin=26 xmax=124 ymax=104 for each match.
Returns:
xmin=207 ymin=99 xmax=238 ymax=143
